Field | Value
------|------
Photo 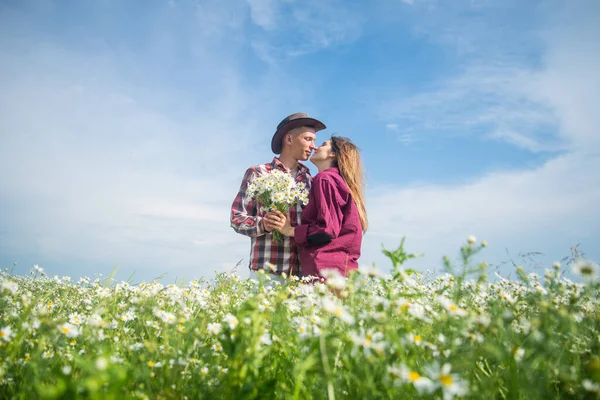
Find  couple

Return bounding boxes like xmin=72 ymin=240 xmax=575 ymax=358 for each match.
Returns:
xmin=230 ymin=112 xmax=368 ymax=283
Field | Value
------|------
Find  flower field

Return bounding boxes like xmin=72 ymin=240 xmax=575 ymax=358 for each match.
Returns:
xmin=1 ymin=239 xmax=599 ymax=399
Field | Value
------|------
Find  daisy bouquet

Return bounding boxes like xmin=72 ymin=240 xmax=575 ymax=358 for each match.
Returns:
xmin=246 ymin=169 xmax=309 ymax=243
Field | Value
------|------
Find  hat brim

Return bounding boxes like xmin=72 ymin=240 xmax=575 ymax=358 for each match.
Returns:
xmin=271 ymin=117 xmax=326 ymax=154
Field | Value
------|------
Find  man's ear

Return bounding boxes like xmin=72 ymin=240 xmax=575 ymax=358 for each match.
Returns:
xmin=286 ymin=133 xmax=293 ymax=145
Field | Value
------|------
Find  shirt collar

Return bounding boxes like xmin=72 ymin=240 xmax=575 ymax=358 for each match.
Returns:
xmin=271 ymin=157 xmax=310 ymax=175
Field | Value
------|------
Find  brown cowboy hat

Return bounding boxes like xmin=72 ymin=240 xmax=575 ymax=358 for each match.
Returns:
xmin=271 ymin=112 xmax=326 ymax=154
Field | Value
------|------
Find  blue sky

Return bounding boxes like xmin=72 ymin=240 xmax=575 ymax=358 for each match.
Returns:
xmin=1 ymin=0 xmax=598 ymax=283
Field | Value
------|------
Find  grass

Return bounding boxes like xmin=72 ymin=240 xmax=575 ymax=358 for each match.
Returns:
xmin=0 ymin=238 xmax=599 ymax=399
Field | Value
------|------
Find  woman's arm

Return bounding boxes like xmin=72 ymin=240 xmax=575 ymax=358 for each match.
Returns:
xmin=290 ymin=177 xmax=345 ymax=246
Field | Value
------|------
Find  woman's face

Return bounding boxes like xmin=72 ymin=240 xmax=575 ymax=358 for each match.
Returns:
xmin=310 ymin=140 xmax=336 ymax=163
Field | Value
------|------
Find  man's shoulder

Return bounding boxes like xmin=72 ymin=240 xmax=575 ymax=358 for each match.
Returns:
xmin=245 ymin=159 xmax=277 ymax=174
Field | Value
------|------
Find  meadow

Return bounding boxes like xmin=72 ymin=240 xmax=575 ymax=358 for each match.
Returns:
xmin=0 ymin=238 xmax=598 ymax=399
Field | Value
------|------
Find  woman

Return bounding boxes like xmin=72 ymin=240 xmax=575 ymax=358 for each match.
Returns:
xmin=276 ymin=136 xmax=368 ymax=279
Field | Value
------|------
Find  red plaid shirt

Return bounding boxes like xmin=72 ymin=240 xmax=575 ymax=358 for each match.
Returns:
xmin=231 ymin=157 xmax=312 ymax=276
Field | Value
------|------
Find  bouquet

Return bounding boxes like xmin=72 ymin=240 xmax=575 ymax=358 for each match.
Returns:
xmin=246 ymin=169 xmax=310 ymax=243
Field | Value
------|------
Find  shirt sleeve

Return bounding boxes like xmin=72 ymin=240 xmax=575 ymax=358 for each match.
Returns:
xmin=295 ymin=176 xmax=344 ymax=246
xmin=230 ymin=167 xmax=266 ymax=238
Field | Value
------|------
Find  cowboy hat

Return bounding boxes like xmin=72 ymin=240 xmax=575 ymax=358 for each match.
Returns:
xmin=271 ymin=112 xmax=326 ymax=154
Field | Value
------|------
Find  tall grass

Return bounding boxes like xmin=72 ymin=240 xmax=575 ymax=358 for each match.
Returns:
xmin=0 ymin=238 xmax=598 ymax=399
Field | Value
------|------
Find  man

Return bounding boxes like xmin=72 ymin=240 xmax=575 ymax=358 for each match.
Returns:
xmin=230 ymin=112 xmax=326 ymax=282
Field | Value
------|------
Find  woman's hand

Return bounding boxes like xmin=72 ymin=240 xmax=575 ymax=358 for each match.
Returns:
xmin=273 ymin=211 xmax=295 ymax=237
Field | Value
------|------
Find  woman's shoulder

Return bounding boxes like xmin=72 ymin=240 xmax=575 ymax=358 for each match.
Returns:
xmin=314 ymin=167 xmax=341 ymax=182
xmin=314 ymin=168 xmax=348 ymax=193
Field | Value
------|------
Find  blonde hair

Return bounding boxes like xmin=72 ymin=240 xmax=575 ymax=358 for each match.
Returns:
xmin=331 ymin=136 xmax=368 ymax=232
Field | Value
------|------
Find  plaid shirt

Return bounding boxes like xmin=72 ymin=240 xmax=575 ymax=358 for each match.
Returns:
xmin=231 ymin=157 xmax=312 ymax=276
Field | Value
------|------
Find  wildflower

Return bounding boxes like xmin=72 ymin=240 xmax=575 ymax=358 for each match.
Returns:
xmin=69 ymin=313 xmax=83 ymax=326
xmin=212 ymin=342 xmax=223 ymax=352
xmin=57 ymin=323 xmax=81 ymax=338
xmin=406 ymin=333 xmax=424 ymax=346
xmin=350 ymin=330 xmax=386 ymax=355
xmin=200 ymin=367 xmax=209 ymax=376
xmin=388 ymin=364 xmax=436 ymax=394
xmin=583 ymin=380 xmax=600 ymax=393
xmin=97 ymin=287 xmax=112 ymax=298
xmin=0 ymin=326 xmax=14 ymax=342
xmin=156 ymin=310 xmax=177 ymax=324
xmin=320 ymin=269 xmax=347 ymax=290
xmin=217 ymin=366 xmax=229 ymax=374
xmin=360 ymin=264 xmax=382 ymax=278
xmin=34 ymin=264 xmax=44 ymax=274
xmin=552 ymin=261 xmax=561 ymax=270
xmin=261 ymin=332 xmax=273 ymax=346
xmin=425 ymin=363 xmax=469 ymax=400
xmin=110 ymin=356 xmax=125 ymax=364
xmin=322 ymin=298 xmax=355 ymax=324
xmin=207 ymin=323 xmax=223 ymax=335
xmin=129 ymin=342 xmax=144 ymax=351
xmin=61 ymin=366 xmax=72 ymax=375
xmin=286 ymin=301 xmax=300 ymax=313
xmin=42 ymin=350 xmax=54 ymax=359
xmin=87 ymin=314 xmax=106 ymax=328
xmin=467 ymin=236 xmax=476 ymax=245
xmin=120 ymin=310 xmax=136 ymax=322
xmin=96 ymin=357 xmax=108 ymax=371
xmin=408 ymin=303 xmax=431 ymax=322
xmin=266 ymin=262 xmax=277 ymax=273
xmin=572 ymin=260 xmax=598 ymax=278
xmin=1 ymin=281 xmax=18 ymax=295
xmin=224 ymin=314 xmax=239 ymax=330
xmin=438 ymin=296 xmax=468 ymax=317
xmin=513 ymin=347 xmax=525 ymax=362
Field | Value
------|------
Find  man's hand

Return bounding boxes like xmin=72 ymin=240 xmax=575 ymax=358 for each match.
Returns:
xmin=263 ymin=211 xmax=285 ymax=232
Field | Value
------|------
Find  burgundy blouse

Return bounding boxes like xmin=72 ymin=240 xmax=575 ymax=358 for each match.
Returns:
xmin=294 ymin=167 xmax=363 ymax=278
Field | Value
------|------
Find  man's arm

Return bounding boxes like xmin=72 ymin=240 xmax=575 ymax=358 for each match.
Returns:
xmin=230 ymin=167 xmax=267 ymax=238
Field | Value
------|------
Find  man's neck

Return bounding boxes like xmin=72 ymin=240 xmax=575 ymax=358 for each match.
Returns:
xmin=278 ymin=152 xmax=300 ymax=174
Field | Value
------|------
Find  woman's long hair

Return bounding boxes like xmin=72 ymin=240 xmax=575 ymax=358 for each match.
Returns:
xmin=331 ymin=136 xmax=368 ymax=233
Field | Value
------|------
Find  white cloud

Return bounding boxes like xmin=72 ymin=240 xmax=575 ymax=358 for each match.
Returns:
xmin=0 ymin=26 xmax=268 ymax=282
xmin=246 ymin=0 xmax=277 ymax=30
xmin=379 ymin=63 xmax=563 ymax=152
xmin=249 ymin=0 xmax=364 ymax=62
xmin=362 ymin=0 xmax=600 ymax=276
xmin=363 ymin=151 xmax=600 ymax=275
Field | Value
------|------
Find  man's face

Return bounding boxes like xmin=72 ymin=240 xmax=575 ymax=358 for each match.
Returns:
xmin=286 ymin=127 xmax=317 ymax=161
